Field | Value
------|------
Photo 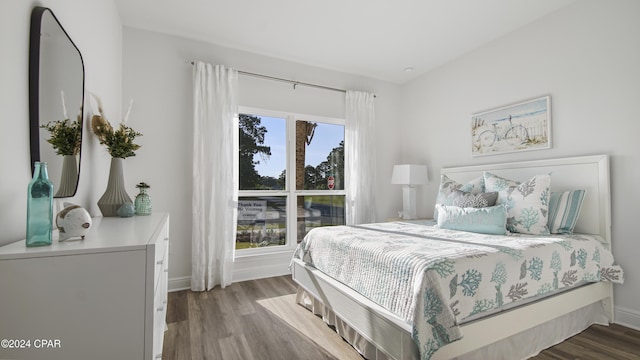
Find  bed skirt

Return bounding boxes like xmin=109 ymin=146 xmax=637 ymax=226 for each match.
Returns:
xmin=295 ymin=287 xmax=610 ymax=360
xmin=296 ymin=287 xmax=397 ymax=360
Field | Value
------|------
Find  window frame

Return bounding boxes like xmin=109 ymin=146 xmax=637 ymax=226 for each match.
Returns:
xmin=237 ymin=106 xmax=346 ymax=255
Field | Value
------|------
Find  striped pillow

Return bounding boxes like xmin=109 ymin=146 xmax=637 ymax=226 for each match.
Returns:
xmin=547 ymin=190 xmax=585 ymax=234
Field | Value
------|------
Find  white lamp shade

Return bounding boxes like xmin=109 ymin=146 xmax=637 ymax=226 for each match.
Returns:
xmin=391 ymin=164 xmax=428 ymax=185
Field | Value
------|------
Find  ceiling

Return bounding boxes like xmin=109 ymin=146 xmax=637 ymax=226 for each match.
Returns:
xmin=114 ymin=0 xmax=576 ymax=84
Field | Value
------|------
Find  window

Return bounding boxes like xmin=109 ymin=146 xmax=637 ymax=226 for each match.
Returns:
xmin=236 ymin=108 xmax=345 ymax=251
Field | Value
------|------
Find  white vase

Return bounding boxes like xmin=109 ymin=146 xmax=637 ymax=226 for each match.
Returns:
xmin=97 ymin=158 xmax=132 ymax=217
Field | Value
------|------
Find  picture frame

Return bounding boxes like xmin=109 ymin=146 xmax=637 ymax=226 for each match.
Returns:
xmin=471 ymin=96 xmax=551 ymax=157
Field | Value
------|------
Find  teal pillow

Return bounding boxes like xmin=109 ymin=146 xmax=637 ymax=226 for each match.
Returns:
xmin=436 ymin=204 xmax=507 ymax=235
xmin=547 ymin=190 xmax=585 ymax=234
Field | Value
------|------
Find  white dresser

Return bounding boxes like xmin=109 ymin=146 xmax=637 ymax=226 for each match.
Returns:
xmin=0 ymin=213 xmax=170 ymax=360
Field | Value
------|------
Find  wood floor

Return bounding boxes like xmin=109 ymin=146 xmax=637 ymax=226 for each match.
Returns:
xmin=162 ymin=275 xmax=640 ymax=360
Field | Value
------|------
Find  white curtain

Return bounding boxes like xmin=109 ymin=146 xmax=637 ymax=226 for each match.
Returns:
xmin=345 ymin=91 xmax=376 ymax=225
xmin=191 ymin=62 xmax=239 ymax=291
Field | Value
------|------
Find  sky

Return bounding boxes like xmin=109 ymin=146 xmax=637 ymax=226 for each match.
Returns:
xmin=253 ymin=116 xmax=344 ymax=178
xmin=472 ymin=97 xmax=548 ymax=123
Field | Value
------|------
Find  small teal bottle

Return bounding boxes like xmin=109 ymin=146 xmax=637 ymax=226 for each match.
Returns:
xmin=134 ymin=182 xmax=152 ymax=215
xmin=26 ymin=162 xmax=54 ymax=247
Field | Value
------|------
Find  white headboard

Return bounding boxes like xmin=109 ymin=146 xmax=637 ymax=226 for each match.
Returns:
xmin=441 ymin=155 xmax=611 ymax=244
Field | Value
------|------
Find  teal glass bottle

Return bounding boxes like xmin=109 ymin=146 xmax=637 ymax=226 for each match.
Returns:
xmin=26 ymin=162 xmax=54 ymax=247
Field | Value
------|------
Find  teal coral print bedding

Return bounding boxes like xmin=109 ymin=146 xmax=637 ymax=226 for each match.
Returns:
xmin=292 ymin=221 xmax=624 ymax=360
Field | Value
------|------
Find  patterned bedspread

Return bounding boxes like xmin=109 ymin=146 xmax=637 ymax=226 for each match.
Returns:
xmin=292 ymin=221 xmax=624 ymax=360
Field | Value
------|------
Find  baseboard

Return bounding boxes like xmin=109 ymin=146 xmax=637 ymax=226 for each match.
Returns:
xmin=614 ymin=306 xmax=640 ymax=331
xmin=168 ymin=276 xmax=191 ymax=292
xmin=168 ymin=251 xmax=293 ymax=292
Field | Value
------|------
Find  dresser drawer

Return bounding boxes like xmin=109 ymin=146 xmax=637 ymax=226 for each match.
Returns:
xmin=153 ymin=224 xmax=169 ymax=292
xmin=151 ymin=219 xmax=169 ymax=360
xmin=154 ymin=243 xmax=168 ymax=294
xmin=152 ymin=267 xmax=168 ymax=359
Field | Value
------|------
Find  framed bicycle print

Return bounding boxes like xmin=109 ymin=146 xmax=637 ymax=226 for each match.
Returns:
xmin=471 ymin=96 xmax=551 ymax=157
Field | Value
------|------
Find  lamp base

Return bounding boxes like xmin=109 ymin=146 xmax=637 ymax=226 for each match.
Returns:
xmin=402 ymin=185 xmax=417 ymax=220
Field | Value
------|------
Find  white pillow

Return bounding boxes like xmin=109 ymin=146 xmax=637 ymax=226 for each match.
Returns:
xmin=483 ymin=172 xmax=551 ymax=235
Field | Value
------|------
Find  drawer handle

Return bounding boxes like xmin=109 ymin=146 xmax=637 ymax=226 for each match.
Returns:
xmin=164 ymin=237 xmax=169 ymax=241
xmin=164 ymin=268 xmax=169 ymax=273
xmin=157 ymin=306 xmax=164 ymax=312
xmin=155 ymin=354 xmax=162 ymax=359
xmin=156 ymin=259 xmax=164 ymax=265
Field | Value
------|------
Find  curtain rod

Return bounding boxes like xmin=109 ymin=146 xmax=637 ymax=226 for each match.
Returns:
xmin=188 ymin=60 xmax=375 ymax=97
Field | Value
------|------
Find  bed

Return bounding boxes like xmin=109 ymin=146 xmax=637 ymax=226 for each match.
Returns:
xmin=290 ymin=154 xmax=624 ymax=360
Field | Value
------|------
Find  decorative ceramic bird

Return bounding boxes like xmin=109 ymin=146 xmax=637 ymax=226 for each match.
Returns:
xmin=56 ymin=202 xmax=92 ymax=241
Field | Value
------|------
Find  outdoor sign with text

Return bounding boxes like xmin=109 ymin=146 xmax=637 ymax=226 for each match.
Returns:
xmin=237 ymin=200 xmax=267 ymax=221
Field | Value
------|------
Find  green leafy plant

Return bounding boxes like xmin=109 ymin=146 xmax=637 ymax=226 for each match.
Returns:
xmin=40 ymin=116 xmax=82 ymax=156
xmin=90 ymin=94 xmax=142 ymax=159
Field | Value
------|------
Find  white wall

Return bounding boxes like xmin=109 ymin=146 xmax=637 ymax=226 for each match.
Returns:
xmin=121 ymin=27 xmax=402 ymax=289
xmin=0 ymin=0 xmax=122 ymax=245
xmin=400 ymin=0 xmax=640 ymax=329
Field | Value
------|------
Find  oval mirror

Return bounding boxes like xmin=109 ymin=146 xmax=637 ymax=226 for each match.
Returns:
xmin=29 ymin=6 xmax=85 ymax=198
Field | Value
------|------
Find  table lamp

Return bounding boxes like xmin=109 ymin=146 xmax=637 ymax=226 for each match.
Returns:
xmin=391 ymin=164 xmax=428 ymax=220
